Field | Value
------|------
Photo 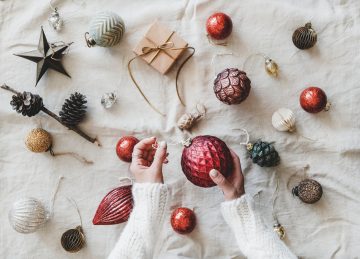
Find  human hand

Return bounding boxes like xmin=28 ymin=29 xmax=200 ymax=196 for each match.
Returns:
xmin=209 ymin=149 xmax=245 ymax=201
xmin=130 ymin=137 xmax=168 ymax=183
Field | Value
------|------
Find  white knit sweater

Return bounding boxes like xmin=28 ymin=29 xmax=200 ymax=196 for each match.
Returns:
xmin=108 ymin=183 xmax=297 ymax=259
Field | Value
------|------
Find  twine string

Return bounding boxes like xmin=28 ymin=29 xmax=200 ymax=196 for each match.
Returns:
xmin=66 ymin=197 xmax=83 ymax=227
xmin=49 ymin=176 xmax=64 ymax=217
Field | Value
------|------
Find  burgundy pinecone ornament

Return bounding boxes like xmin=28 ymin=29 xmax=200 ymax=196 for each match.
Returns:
xmin=181 ymin=135 xmax=233 ymax=188
xmin=214 ymin=68 xmax=251 ymax=105
xmin=93 ymin=184 xmax=133 ymax=225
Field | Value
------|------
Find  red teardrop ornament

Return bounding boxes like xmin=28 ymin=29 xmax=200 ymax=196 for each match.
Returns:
xmin=93 ymin=185 xmax=133 ymax=225
xmin=300 ymin=86 xmax=328 ymax=113
xmin=206 ymin=12 xmax=233 ymax=40
xmin=170 ymin=207 xmax=196 ymax=234
xmin=181 ymin=135 xmax=233 ymax=188
xmin=116 ymin=136 xmax=139 ymax=162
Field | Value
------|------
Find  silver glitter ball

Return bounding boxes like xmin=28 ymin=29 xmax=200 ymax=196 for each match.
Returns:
xmin=101 ymin=92 xmax=117 ymax=109
xmin=48 ymin=10 xmax=63 ymax=31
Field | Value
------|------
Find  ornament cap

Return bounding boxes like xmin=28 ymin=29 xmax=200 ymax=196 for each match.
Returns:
xmin=85 ymin=32 xmax=97 ymax=48
xmin=246 ymin=143 xmax=253 ymax=151
xmin=305 ymin=22 xmax=312 ymax=29
xmin=324 ymin=102 xmax=331 ymax=111
xmin=182 ymin=138 xmax=192 ymax=147
xmin=292 ymin=186 xmax=299 ymax=197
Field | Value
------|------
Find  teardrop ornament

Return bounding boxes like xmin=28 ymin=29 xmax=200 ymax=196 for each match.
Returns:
xmin=264 ymin=58 xmax=279 ymax=77
xmin=272 ymin=108 xmax=296 ymax=132
xmin=292 ymin=22 xmax=317 ymax=50
xmin=273 ymin=223 xmax=286 ymax=240
xmin=61 ymin=226 xmax=86 ymax=253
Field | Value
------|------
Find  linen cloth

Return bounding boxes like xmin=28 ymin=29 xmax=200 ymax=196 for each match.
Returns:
xmin=0 ymin=0 xmax=359 ymax=258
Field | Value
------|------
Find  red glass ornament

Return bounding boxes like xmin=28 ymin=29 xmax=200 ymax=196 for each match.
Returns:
xmin=93 ymin=185 xmax=133 ymax=225
xmin=170 ymin=207 xmax=196 ymax=234
xmin=181 ymin=135 xmax=233 ymax=188
xmin=116 ymin=136 xmax=139 ymax=162
xmin=206 ymin=12 xmax=233 ymax=40
xmin=300 ymin=86 xmax=328 ymax=113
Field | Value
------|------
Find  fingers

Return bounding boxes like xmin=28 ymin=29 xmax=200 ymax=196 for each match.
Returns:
xmin=151 ymin=141 xmax=167 ymax=169
xmin=209 ymin=169 xmax=233 ymax=194
xmin=230 ymin=149 xmax=242 ymax=175
xmin=133 ymin=137 xmax=156 ymax=153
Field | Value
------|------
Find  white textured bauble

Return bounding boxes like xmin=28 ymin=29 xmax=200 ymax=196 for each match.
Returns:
xmin=86 ymin=12 xmax=125 ymax=47
xmin=272 ymin=108 xmax=296 ymax=132
xmin=9 ymin=198 xmax=48 ymax=234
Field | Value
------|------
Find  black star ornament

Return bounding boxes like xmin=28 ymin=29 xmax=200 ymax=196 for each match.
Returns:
xmin=14 ymin=27 xmax=72 ymax=86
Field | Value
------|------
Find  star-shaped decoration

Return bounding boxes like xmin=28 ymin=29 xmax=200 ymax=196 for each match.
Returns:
xmin=14 ymin=27 xmax=72 ymax=86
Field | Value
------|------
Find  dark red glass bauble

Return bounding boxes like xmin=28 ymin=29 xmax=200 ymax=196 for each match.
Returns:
xmin=181 ymin=135 xmax=233 ymax=188
xmin=116 ymin=136 xmax=139 ymax=162
xmin=206 ymin=12 xmax=233 ymax=40
xmin=300 ymin=86 xmax=328 ymax=113
xmin=170 ymin=207 xmax=196 ymax=234
xmin=93 ymin=184 xmax=133 ymax=225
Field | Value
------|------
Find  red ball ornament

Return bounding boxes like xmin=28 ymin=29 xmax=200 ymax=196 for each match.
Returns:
xmin=300 ymin=86 xmax=329 ymax=113
xmin=214 ymin=68 xmax=251 ymax=105
xmin=181 ymin=135 xmax=233 ymax=188
xmin=93 ymin=184 xmax=133 ymax=225
xmin=206 ymin=12 xmax=233 ymax=40
xmin=170 ymin=207 xmax=196 ymax=234
xmin=116 ymin=136 xmax=139 ymax=162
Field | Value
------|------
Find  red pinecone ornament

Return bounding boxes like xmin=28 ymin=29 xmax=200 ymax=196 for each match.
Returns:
xmin=93 ymin=185 xmax=133 ymax=225
xmin=181 ymin=135 xmax=233 ymax=188
xmin=214 ymin=68 xmax=251 ymax=105
xmin=170 ymin=207 xmax=196 ymax=234
xmin=206 ymin=12 xmax=233 ymax=40
xmin=116 ymin=136 xmax=139 ymax=162
xmin=300 ymin=86 xmax=329 ymax=113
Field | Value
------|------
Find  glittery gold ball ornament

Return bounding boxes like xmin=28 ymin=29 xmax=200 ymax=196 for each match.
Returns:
xmin=292 ymin=179 xmax=323 ymax=204
xmin=61 ymin=226 xmax=86 ymax=253
xmin=25 ymin=128 xmax=52 ymax=153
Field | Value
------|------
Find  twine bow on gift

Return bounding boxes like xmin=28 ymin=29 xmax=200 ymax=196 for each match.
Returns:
xmin=128 ymin=39 xmax=195 ymax=116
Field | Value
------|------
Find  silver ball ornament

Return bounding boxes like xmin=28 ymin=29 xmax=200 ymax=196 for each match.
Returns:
xmin=272 ymin=108 xmax=296 ymax=132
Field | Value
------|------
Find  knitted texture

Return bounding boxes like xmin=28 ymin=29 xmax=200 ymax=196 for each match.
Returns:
xmin=108 ymin=183 xmax=168 ymax=259
xmin=221 ymin=194 xmax=297 ymax=259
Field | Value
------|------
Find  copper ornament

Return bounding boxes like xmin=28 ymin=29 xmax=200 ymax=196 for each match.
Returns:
xmin=25 ymin=128 xmax=52 ymax=153
xmin=292 ymin=23 xmax=317 ymax=50
xmin=292 ymin=179 xmax=323 ymax=204
xmin=61 ymin=226 xmax=86 ymax=253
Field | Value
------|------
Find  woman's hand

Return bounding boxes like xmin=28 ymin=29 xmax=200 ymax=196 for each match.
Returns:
xmin=209 ymin=149 xmax=245 ymax=201
xmin=130 ymin=137 xmax=168 ymax=183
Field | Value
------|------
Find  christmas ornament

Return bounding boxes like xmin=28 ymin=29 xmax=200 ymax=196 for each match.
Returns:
xmin=273 ymin=223 xmax=286 ymax=240
xmin=292 ymin=22 xmax=317 ymax=50
xmin=214 ymin=68 xmax=251 ymax=105
xmin=85 ymin=12 xmax=125 ymax=48
xmin=264 ymin=57 xmax=279 ymax=77
xmin=101 ymin=92 xmax=117 ymax=109
xmin=8 ymin=176 xmax=63 ymax=234
xmin=25 ymin=128 xmax=52 ymax=153
xmin=48 ymin=0 xmax=64 ymax=31
xmin=61 ymin=226 xmax=86 ymax=253
xmin=272 ymin=108 xmax=296 ymax=132
xmin=1 ymin=84 xmax=99 ymax=145
xmin=170 ymin=207 xmax=196 ymax=234
xmin=14 ymin=27 xmax=72 ymax=86
xmin=61 ymin=198 xmax=86 ymax=253
xmin=116 ymin=136 xmax=139 ymax=162
xmin=177 ymin=104 xmax=206 ymax=131
xmin=271 ymin=177 xmax=286 ymax=240
xmin=93 ymin=182 xmax=133 ymax=225
xmin=181 ymin=135 xmax=233 ymax=188
xmin=300 ymin=86 xmax=330 ymax=113
xmin=206 ymin=12 xmax=233 ymax=41
xmin=292 ymin=179 xmax=323 ymax=204
xmin=59 ymin=92 xmax=87 ymax=126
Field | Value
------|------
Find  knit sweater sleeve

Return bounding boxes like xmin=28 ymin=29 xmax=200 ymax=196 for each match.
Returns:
xmin=107 ymin=183 xmax=168 ymax=259
xmin=221 ymin=194 xmax=297 ymax=259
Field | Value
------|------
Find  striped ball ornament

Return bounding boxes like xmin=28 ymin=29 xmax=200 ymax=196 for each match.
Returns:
xmin=86 ymin=12 xmax=125 ymax=47
xmin=292 ymin=23 xmax=317 ymax=50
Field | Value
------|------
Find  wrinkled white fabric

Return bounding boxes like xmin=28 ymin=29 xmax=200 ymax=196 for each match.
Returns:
xmin=0 ymin=0 xmax=359 ymax=258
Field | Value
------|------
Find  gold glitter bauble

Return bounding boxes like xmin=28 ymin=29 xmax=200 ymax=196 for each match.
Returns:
xmin=25 ymin=128 xmax=52 ymax=153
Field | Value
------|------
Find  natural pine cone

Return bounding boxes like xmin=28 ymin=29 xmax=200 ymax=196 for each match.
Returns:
xmin=10 ymin=91 xmax=43 ymax=117
xmin=214 ymin=68 xmax=251 ymax=105
xmin=59 ymin=92 xmax=87 ymax=126
xmin=248 ymin=140 xmax=280 ymax=167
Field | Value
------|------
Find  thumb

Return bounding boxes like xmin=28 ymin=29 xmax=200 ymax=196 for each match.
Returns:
xmin=210 ymin=169 xmax=233 ymax=193
xmin=151 ymin=141 xmax=167 ymax=169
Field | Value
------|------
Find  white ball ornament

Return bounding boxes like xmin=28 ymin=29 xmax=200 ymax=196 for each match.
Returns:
xmin=85 ymin=11 xmax=125 ymax=48
xmin=272 ymin=108 xmax=296 ymax=132
xmin=9 ymin=198 xmax=48 ymax=234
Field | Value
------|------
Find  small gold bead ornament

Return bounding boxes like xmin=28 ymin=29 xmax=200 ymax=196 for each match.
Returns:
xmin=273 ymin=223 xmax=286 ymax=240
xmin=264 ymin=57 xmax=279 ymax=77
xmin=25 ymin=128 xmax=52 ymax=153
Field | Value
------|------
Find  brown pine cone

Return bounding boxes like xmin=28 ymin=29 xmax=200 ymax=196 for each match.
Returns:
xmin=10 ymin=91 xmax=43 ymax=117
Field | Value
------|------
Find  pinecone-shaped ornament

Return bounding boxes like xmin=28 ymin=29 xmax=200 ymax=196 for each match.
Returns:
xmin=10 ymin=91 xmax=43 ymax=117
xmin=59 ymin=92 xmax=87 ymax=126
xmin=247 ymin=140 xmax=280 ymax=167
xmin=213 ymin=68 xmax=251 ymax=105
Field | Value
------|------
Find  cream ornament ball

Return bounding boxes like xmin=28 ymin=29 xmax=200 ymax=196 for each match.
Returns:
xmin=9 ymin=198 xmax=48 ymax=234
xmin=272 ymin=108 xmax=296 ymax=132
xmin=85 ymin=12 xmax=125 ymax=48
